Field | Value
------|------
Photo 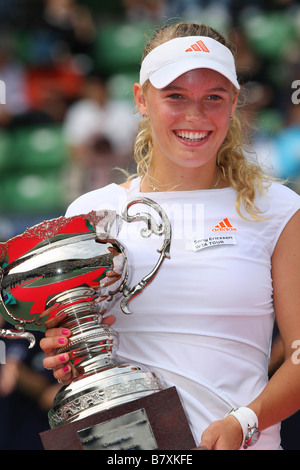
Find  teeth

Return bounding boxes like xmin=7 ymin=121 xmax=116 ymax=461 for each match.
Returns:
xmin=175 ymin=131 xmax=209 ymax=141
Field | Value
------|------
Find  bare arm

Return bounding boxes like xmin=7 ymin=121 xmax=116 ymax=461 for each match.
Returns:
xmin=247 ymin=210 xmax=300 ymax=428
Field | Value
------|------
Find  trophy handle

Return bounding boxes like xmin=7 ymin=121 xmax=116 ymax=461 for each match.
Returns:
xmin=0 ymin=268 xmax=36 ymax=348
xmin=0 ymin=323 xmax=36 ymax=348
xmin=120 ymin=197 xmax=171 ymax=314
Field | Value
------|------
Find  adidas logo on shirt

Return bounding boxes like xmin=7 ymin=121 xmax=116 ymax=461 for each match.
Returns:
xmin=212 ymin=218 xmax=237 ymax=232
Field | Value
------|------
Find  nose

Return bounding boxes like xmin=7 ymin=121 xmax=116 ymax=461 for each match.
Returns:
xmin=185 ymin=99 xmax=207 ymax=121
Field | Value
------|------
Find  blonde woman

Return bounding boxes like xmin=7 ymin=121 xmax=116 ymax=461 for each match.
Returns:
xmin=41 ymin=23 xmax=300 ymax=450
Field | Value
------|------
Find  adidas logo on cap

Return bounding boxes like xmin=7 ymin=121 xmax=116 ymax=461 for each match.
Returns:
xmin=185 ymin=40 xmax=210 ymax=53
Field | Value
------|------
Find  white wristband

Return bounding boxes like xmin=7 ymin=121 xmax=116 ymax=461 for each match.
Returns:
xmin=225 ymin=407 xmax=259 ymax=443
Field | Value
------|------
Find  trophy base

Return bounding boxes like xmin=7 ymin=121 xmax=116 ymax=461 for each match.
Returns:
xmin=48 ymin=362 xmax=164 ymax=428
xmin=40 ymin=387 xmax=196 ymax=450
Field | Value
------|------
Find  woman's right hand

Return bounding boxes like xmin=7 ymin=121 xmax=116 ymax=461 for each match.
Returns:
xmin=40 ymin=308 xmax=116 ymax=385
xmin=40 ymin=312 xmax=73 ymax=385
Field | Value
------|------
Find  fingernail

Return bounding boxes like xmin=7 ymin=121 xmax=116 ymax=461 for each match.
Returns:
xmin=63 ymin=365 xmax=70 ymax=372
xmin=58 ymin=337 xmax=66 ymax=344
xmin=59 ymin=355 xmax=66 ymax=362
xmin=61 ymin=329 xmax=70 ymax=335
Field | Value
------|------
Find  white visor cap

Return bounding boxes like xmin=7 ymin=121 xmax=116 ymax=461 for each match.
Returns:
xmin=140 ymin=36 xmax=240 ymax=90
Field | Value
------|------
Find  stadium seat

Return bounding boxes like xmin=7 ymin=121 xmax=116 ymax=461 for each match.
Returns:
xmin=0 ymin=170 xmax=67 ymax=214
xmin=107 ymin=72 xmax=138 ymax=102
xmin=241 ymin=10 xmax=296 ymax=60
xmin=10 ymin=125 xmax=67 ymax=171
xmin=255 ymin=108 xmax=284 ymax=136
xmin=0 ymin=130 xmax=13 ymax=171
xmin=93 ymin=22 xmax=154 ymax=73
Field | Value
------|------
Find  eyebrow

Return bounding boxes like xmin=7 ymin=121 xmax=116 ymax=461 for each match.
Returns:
xmin=162 ymin=85 xmax=230 ymax=93
xmin=206 ymin=87 xmax=230 ymax=93
xmin=162 ymin=85 xmax=187 ymax=91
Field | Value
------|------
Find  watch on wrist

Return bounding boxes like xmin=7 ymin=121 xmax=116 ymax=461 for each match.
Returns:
xmin=225 ymin=407 xmax=261 ymax=449
xmin=243 ymin=424 xmax=261 ymax=449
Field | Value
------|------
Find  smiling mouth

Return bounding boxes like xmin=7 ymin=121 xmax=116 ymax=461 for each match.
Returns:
xmin=174 ymin=130 xmax=211 ymax=142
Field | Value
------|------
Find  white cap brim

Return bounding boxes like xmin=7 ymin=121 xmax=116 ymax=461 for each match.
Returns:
xmin=140 ymin=36 xmax=240 ymax=90
xmin=149 ymin=58 xmax=240 ymax=90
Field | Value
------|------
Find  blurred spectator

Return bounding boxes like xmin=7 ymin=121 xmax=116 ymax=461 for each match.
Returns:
xmin=1 ymin=0 xmax=97 ymax=131
xmin=122 ymin=0 xmax=168 ymax=20
xmin=63 ymin=73 xmax=137 ymax=197
xmin=272 ymin=101 xmax=300 ymax=191
xmin=32 ymin=0 xmax=96 ymax=71
xmin=0 ymin=0 xmax=37 ymax=27
xmin=230 ymin=29 xmax=268 ymax=86
xmin=10 ymin=87 xmax=69 ymax=129
xmin=165 ymin=0 xmax=232 ymax=17
xmin=24 ymin=65 xmax=82 ymax=122
xmin=0 ymin=24 xmax=83 ymax=130
xmin=0 ymin=218 xmax=16 ymax=242
xmin=0 ymin=30 xmax=30 ymax=127
xmin=0 ymin=0 xmax=16 ymax=24
xmin=0 ymin=318 xmax=61 ymax=449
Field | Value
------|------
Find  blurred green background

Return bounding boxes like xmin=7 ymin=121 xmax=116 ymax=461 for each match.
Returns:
xmin=0 ymin=0 xmax=299 ymax=450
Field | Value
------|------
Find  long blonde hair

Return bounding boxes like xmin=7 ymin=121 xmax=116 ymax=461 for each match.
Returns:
xmin=133 ymin=22 xmax=271 ymax=220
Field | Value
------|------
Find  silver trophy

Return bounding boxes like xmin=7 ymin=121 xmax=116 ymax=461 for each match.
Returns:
xmin=0 ymin=198 xmax=196 ymax=450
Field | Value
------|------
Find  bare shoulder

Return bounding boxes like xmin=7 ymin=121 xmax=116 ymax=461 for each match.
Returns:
xmin=274 ymin=209 xmax=300 ymax=253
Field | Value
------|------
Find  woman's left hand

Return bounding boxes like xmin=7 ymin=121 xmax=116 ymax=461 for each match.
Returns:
xmin=198 ymin=416 xmax=243 ymax=450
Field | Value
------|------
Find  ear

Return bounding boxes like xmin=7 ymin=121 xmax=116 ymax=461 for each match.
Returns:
xmin=133 ymin=83 xmax=148 ymax=116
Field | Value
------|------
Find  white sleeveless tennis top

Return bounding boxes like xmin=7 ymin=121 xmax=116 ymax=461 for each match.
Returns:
xmin=66 ymin=178 xmax=300 ymax=449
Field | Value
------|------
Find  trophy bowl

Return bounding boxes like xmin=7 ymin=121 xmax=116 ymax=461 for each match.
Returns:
xmin=0 ymin=198 xmax=196 ymax=450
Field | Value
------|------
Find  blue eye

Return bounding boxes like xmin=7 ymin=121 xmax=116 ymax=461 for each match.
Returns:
xmin=207 ymin=95 xmax=221 ymax=100
xmin=168 ymin=94 xmax=183 ymax=99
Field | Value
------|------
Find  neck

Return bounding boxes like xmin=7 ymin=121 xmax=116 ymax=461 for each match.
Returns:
xmin=141 ymin=165 xmax=223 ymax=192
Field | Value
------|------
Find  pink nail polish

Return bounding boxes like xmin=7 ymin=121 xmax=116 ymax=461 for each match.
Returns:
xmin=63 ymin=365 xmax=70 ymax=372
xmin=61 ymin=329 xmax=69 ymax=335
xmin=58 ymin=337 xmax=65 ymax=344
xmin=59 ymin=355 xmax=66 ymax=362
